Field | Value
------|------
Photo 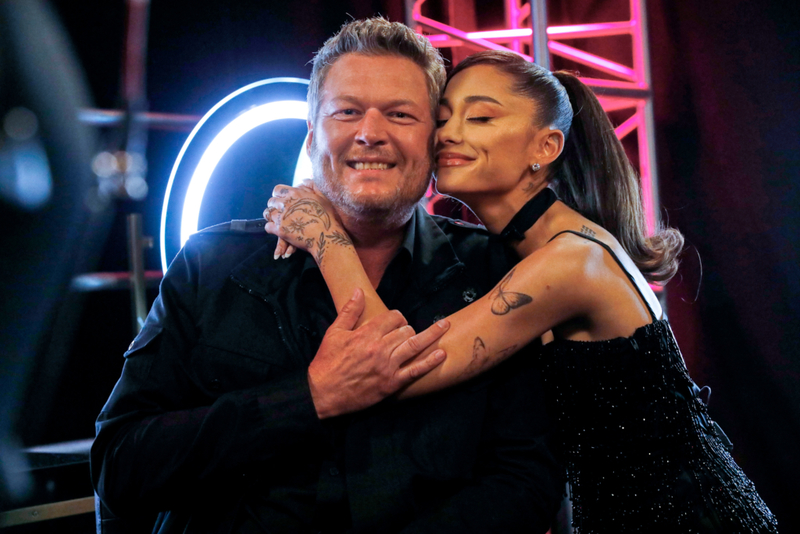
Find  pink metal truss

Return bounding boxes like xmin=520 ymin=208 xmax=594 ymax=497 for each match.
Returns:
xmin=409 ymin=0 xmax=660 ymax=237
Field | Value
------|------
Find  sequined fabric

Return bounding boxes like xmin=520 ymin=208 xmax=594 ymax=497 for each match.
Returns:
xmin=539 ymin=320 xmax=778 ymax=533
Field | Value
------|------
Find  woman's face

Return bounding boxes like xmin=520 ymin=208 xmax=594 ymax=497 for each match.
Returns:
xmin=435 ymin=65 xmax=542 ymax=202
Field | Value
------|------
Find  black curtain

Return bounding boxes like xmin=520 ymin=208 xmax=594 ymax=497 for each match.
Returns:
xmin=649 ymin=0 xmax=800 ymax=530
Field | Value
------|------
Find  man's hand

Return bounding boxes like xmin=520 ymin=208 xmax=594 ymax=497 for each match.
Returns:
xmin=308 ymin=288 xmax=449 ymax=419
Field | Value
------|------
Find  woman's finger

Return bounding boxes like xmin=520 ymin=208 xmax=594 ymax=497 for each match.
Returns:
xmin=274 ymin=238 xmax=288 ymax=260
xmin=283 ymin=244 xmax=296 ymax=258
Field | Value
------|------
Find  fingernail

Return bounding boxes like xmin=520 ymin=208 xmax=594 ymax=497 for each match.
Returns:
xmin=274 ymin=252 xmax=280 ymax=260
xmin=433 ymin=349 xmax=446 ymax=359
xmin=282 ymin=252 xmax=291 ymax=259
xmin=436 ymin=319 xmax=450 ymax=329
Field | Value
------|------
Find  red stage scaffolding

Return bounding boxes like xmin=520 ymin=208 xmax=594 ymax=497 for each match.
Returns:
xmin=407 ymin=0 xmax=660 ymax=237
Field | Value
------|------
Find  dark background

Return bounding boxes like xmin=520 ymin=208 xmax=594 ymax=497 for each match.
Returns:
xmin=13 ymin=0 xmax=798 ymax=530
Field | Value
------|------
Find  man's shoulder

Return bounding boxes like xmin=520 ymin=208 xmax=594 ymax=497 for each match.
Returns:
xmin=177 ymin=218 xmax=277 ymax=270
xmin=196 ymin=218 xmax=270 ymax=235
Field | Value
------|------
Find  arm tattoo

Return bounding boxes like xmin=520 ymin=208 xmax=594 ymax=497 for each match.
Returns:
xmin=461 ymin=337 xmax=490 ymax=378
xmin=580 ymin=225 xmax=596 ymax=238
xmin=325 ymin=230 xmax=353 ymax=247
xmin=460 ymin=338 xmax=519 ymax=379
xmin=489 ymin=268 xmax=533 ymax=315
xmin=284 ymin=199 xmax=332 ymax=230
xmin=495 ymin=344 xmax=518 ymax=359
xmin=315 ymin=232 xmax=327 ymax=264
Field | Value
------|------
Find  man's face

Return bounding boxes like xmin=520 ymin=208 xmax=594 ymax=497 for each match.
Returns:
xmin=308 ymin=53 xmax=435 ymax=222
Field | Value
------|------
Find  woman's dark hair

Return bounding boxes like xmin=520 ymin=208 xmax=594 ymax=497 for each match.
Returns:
xmin=448 ymin=51 xmax=683 ymax=283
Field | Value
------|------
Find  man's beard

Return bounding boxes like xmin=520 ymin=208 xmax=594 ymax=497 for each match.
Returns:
xmin=309 ymin=137 xmax=433 ymax=227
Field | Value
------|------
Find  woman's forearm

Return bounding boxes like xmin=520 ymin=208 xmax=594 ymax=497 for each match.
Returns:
xmin=316 ymin=243 xmax=389 ymax=326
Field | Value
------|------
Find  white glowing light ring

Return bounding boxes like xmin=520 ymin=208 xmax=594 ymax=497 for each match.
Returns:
xmin=159 ymin=77 xmax=310 ymax=272
xmin=179 ymin=100 xmax=308 ymax=247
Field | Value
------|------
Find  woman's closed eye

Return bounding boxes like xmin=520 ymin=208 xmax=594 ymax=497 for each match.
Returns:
xmin=467 ymin=116 xmax=493 ymax=123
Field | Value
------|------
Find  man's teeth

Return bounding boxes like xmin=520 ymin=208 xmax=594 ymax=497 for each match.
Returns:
xmin=353 ymin=162 xmax=391 ymax=170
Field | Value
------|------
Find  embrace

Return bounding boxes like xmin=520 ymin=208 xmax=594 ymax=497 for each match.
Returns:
xmin=93 ymin=17 xmax=777 ymax=534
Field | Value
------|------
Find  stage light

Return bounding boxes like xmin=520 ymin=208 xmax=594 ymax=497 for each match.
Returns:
xmin=160 ymin=77 xmax=310 ymax=272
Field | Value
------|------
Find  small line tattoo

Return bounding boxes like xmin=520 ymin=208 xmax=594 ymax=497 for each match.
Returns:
xmin=315 ymin=232 xmax=327 ymax=264
xmin=325 ymin=230 xmax=353 ymax=247
xmin=495 ymin=344 xmax=518 ymax=360
xmin=489 ymin=269 xmax=533 ymax=315
xmin=461 ymin=337 xmax=490 ymax=378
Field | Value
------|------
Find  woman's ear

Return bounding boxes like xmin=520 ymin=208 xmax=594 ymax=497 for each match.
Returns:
xmin=531 ymin=127 xmax=564 ymax=167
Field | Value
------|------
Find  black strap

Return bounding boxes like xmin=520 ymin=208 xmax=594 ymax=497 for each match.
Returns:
xmin=548 ymin=229 xmax=658 ymax=321
xmin=500 ymin=187 xmax=557 ymax=242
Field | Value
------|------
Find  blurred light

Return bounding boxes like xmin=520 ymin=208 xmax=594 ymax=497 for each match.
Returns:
xmin=0 ymin=139 xmax=52 ymax=209
xmin=92 ymin=151 xmax=117 ymax=178
xmin=125 ymin=175 xmax=148 ymax=200
xmin=3 ymin=107 xmax=38 ymax=141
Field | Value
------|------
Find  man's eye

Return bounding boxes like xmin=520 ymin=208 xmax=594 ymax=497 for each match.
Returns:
xmin=334 ymin=109 xmax=358 ymax=117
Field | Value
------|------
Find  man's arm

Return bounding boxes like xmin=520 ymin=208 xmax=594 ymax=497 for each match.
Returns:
xmin=400 ymin=352 xmax=564 ymax=534
xmin=91 ymin=245 xmax=326 ymax=517
xmin=91 ymin=237 xmax=448 ymax=517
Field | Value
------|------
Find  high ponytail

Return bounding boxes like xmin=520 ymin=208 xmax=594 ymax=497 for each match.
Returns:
xmin=448 ymin=52 xmax=683 ymax=283
xmin=551 ymin=71 xmax=683 ymax=283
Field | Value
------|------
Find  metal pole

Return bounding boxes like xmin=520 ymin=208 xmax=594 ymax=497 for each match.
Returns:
xmin=126 ymin=214 xmax=152 ymax=333
xmin=505 ymin=0 xmax=522 ymax=53
xmin=530 ymin=0 xmax=550 ymax=68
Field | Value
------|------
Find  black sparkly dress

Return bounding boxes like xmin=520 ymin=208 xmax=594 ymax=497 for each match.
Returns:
xmin=538 ymin=231 xmax=778 ymax=533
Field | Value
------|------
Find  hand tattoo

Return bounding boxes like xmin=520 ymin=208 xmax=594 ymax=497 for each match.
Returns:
xmin=489 ymin=269 xmax=533 ymax=315
xmin=284 ymin=199 xmax=332 ymax=230
xmin=285 ymin=217 xmax=312 ymax=235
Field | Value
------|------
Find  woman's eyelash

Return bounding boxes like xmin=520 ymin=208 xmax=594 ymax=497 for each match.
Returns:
xmin=468 ymin=116 xmax=492 ymax=122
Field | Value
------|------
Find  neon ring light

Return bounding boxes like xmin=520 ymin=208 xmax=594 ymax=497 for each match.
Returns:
xmin=160 ymin=77 xmax=311 ymax=272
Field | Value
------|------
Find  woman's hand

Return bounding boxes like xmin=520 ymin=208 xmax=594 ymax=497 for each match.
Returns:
xmin=263 ymin=180 xmax=353 ymax=265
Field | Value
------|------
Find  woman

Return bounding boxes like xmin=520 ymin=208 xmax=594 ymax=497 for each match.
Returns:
xmin=265 ymin=51 xmax=777 ymax=532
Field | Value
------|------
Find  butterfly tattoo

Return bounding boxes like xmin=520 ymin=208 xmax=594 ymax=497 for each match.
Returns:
xmin=489 ymin=268 xmax=533 ymax=315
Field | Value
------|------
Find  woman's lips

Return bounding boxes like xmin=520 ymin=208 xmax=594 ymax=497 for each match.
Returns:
xmin=437 ymin=152 xmax=475 ymax=167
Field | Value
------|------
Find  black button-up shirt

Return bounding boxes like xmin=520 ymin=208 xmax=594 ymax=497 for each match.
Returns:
xmin=92 ymin=206 xmax=562 ymax=534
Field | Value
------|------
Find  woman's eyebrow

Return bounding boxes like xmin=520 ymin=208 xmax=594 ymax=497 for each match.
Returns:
xmin=439 ymin=95 xmax=503 ymax=107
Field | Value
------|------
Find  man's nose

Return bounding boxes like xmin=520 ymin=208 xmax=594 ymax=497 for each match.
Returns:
xmin=355 ymin=109 xmax=389 ymax=146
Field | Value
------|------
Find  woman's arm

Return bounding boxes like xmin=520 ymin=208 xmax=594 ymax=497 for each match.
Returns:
xmin=264 ymin=184 xmax=593 ymax=396
xmin=264 ymin=183 xmax=391 ymax=325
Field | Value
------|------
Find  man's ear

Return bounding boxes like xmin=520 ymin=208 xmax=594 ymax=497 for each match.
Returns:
xmin=306 ymin=120 xmax=314 ymax=156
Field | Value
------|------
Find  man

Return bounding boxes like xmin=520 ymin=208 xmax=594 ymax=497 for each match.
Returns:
xmin=92 ymin=18 xmax=562 ymax=533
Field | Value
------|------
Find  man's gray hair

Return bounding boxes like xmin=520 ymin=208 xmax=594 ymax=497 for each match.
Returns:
xmin=308 ymin=17 xmax=446 ymax=124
